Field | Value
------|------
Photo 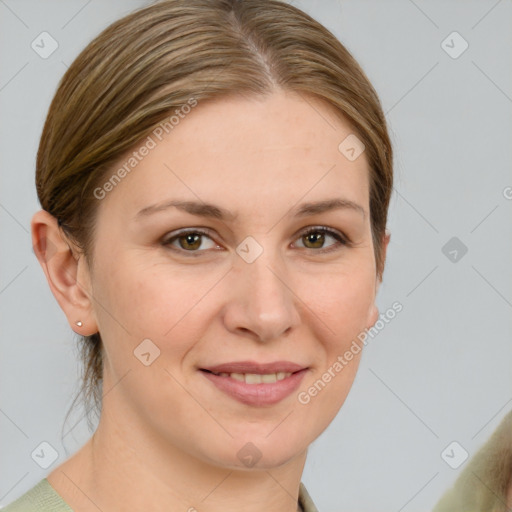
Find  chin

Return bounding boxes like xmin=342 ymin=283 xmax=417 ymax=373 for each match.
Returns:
xmin=206 ymin=432 xmax=308 ymax=471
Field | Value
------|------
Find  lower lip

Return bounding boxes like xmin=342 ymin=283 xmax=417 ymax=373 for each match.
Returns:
xmin=200 ymin=369 xmax=308 ymax=406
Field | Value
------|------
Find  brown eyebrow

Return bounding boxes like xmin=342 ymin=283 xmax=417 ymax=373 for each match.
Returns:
xmin=134 ymin=198 xmax=366 ymax=222
xmin=135 ymin=200 xmax=237 ymax=221
xmin=293 ymin=198 xmax=366 ymax=219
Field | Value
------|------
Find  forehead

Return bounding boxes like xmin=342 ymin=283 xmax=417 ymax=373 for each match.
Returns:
xmin=163 ymin=90 xmax=360 ymax=159
xmin=98 ymin=90 xmax=370 ymax=219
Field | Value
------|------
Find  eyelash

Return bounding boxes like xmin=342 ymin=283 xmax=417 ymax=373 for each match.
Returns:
xmin=162 ymin=226 xmax=352 ymax=257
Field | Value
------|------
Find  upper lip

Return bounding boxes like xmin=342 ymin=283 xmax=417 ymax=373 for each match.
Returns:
xmin=201 ymin=361 xmax=307 ymax=374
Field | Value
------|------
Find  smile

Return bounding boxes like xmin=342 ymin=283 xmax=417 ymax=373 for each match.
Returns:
xmin=206 ymin=371 xmax=293 ymax=383
xmin=200 ymin=367 xmax=308 ymax=406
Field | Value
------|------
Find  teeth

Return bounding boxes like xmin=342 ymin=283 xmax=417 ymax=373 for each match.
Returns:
xmin=215 ymin=372 xmax=292 ymax=383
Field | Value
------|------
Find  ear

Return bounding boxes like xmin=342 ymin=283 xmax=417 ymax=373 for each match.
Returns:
xmin=31 ymin=210 xmax=98 ymax=336
xmin=366 ymin=230 xmax=391 ymax=329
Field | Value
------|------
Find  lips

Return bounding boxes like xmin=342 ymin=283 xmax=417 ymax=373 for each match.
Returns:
xmin=199 ymin=360 xmax=309 ymax=405
xmin=200 ymin=360 xmax=306 ymax=374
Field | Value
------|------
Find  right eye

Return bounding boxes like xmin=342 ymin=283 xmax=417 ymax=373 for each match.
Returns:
xmin=162 ymin=228 xmax=221 ymax=255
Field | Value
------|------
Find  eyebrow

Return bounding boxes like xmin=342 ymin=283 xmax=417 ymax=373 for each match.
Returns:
xmin=134 ymin=198 xmax=366 ymax=222
xmin=135 ymin=200 xmax=237 ymax=221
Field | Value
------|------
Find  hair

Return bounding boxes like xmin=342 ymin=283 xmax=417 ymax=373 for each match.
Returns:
xmin=35 ymin=0 xmax=394 ymax=431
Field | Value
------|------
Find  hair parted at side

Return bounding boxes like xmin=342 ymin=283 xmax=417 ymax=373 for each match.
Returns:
xmin=36 ymin=0 xmax=393 ymax=431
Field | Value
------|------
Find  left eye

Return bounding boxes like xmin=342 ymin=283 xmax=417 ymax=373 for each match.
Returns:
xmin=293 ymin=227 xmax=348 ymax=252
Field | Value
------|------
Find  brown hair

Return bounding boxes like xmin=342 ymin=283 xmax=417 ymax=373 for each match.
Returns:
xmin=36 ymin=0 xmax=393 ymax=430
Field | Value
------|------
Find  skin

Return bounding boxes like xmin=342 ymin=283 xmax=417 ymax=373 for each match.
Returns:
xmin=32 ymin=90 xmax=390 ymax=512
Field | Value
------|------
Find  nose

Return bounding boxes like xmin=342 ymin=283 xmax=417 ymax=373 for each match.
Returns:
xmin=222 ymin=245 xmax=301 ymax=343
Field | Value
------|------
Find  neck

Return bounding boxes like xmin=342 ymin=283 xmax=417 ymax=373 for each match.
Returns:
xmin=48 ymin=393 xmax=307 ymax=512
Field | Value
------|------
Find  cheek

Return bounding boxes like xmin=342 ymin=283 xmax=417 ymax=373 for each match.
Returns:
xmin=295 ymin=270 xmax=374 ymax=427
xmin=90 ymin=259 xmax=212 ymax=420
xmin=92 ymin=254 xmax=225 ymax=356
xmin=306 ymin=265 xmax=376 ymax=341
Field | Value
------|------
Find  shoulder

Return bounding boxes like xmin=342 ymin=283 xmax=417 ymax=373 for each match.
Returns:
xmin=433 ymin=410 xmax=512 ymax=512
xmin=1 ymin=479 xmax=73 ymax=512
xmin=298 ymin=481 xmax=320 ymax=512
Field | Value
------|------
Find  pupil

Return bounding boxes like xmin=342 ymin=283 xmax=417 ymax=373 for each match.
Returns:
xmin=305 ymin=232 xmax=324 ymax=248
xmin=181 ymin=233 xmax=201 ymax=250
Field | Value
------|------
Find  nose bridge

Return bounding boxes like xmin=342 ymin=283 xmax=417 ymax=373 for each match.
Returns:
xmin=227 ymin=236 xmax=300 ymax=341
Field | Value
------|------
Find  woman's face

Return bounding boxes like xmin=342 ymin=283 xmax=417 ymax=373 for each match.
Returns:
xmin=85 ymin=90 xmax=383 ymax=469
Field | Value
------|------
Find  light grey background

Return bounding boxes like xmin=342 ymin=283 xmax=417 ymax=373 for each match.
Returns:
xmin=1 ymin=1 xmax=511 ymax=511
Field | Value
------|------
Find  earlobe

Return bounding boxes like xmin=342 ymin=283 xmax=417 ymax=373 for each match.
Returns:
xmin=31 ymin=210 xmax=98 ymax=335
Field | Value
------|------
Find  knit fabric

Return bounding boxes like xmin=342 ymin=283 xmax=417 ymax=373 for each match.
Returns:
xmin=1 ymin=479 xmax=72 ymax=511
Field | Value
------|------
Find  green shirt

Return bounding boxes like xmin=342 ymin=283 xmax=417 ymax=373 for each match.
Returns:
xmin=2 ymin=478 xmax=319 ymax=511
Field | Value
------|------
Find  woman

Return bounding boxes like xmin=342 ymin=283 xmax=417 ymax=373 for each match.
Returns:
xmin=4 ymin=0 xmax=393 ymax=510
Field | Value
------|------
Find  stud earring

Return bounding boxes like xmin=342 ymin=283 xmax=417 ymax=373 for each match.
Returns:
xmin=75 ymin=321 xmax=83 ymax=327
